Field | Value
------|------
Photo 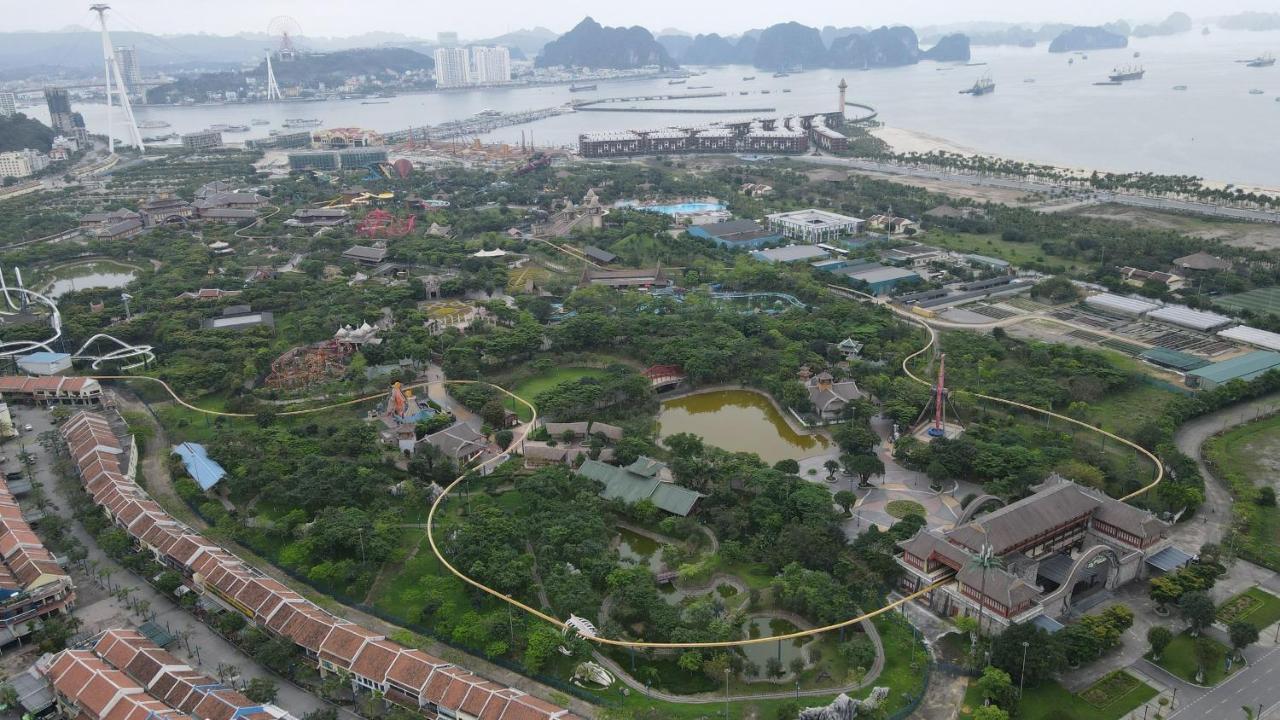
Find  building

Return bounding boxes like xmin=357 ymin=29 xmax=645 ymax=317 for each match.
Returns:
xmin=180 ymin=130 xmax=223 ymax=151
xmin=471 ymin=46 xmax=512 ymax=84
xmin=79 ymin=208 xmax=139 ymax=230
xmin=288 ymin=148 xmax=388 ymax=171
xmin=343 ymin=245 xmax=389 ymax=265
xmin=881 ymin=244 xmax=944 ymax=267
xmin=44 ymin=87 xmax=87 ymax=144
xmin=0 ymin=376 xmax=103 ymax=405
xmin=1120 ymin=266 xmax=1184 ymax=290
xmin=421 ymin=422 xmax=489 ymax=464
xmin=0 ymin=149 xmax=50 ymax=179
xmin=16 ymin=351 xmax=73 ymax=375
xmin=580 ymin=265 xmax=672 ymax=288
xmin=688 ymin=219 xmax=785 ymax=249
xmin=0 ymin=473 xmax=76 ymax=645
xmin=898 ymin=475 xmax=1180 ymax=634
xmin=805 ymin=371 xmax=863 ymax=420
xmin=437 ymin=31 xmax=459 ymax=47
xmin=98 ymin=216 xmax=144 ymax=240
xmin=200 ymin=305 xmax=275 ymax=331
xmin=138 ymin=195 xmax=194 ymax=226
xmin=1173 ymin=251 xmax=1231 ymax=273
xmin=577 ymin=456 xmax=703 ymax=516
xmin=766 ymin=209 xmax=864 ymax=243
xmin=1084 ymin=292 xmax=1160 ymax=317
xmin=113 ymin=46 xmax=142 ymax=99
xmin=194 ymin=191 xmax=267 ymax=213
xmin=246 ymin=131 xmax=313 ymax=151
xmin=1217 ymin=325 xmax=1280 ymax=353
xmin=1186 ymin=350 xmax=1280 ymax=390
xmin=751 ymin=244 xmax=830 ymax=264
xmin=1146 ymin=304 xmax=1233 ymax=332
xmin=0 ymin=91 xmax=15 ymax=117
xmin=285 ymin=208 xmax=349 ymax=227
xmin=434 ymin=47 xmax=472 ymax=88
xmin=58 ymin=411 xmax=581 ymax=720
xmin=835 ymin=262 xmax=923 ymax=295
xmin=171 ymin=442 xmax=227 ymax=491
xmin=198 ymin=208 xmax=257 ymax=223
xmin=49 ymin=135 xmax=80 ymax=160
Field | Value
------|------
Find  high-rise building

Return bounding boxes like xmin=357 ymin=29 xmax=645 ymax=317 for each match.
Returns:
xmin=437 ymin=31 xmax=459 ymax=48
xmin=0 ymin=92 xmax=16 ymax=117
xmin=114 ymin=46 xmax=143 ymax=100
xmin=433 ymin=47 xmax=472 ymax=88
xmin=0 ymin=149 xmax=51 ymax=178
xmin=471 ymin=46 xmax=511 ymax=84
xmin=43 ymin=87 xmax=87 ymax=143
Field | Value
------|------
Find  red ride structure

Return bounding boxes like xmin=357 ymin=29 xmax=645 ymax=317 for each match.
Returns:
xmin=357 ymin=209 xmax=417 ymax=238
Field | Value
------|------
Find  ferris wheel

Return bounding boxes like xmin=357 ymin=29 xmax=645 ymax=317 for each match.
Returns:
xmin=267 ymin=16 xmax=303 ymax=60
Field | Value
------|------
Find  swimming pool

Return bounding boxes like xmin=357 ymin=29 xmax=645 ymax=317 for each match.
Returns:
xmin=629 ymin=201 xmax=727 ymax=215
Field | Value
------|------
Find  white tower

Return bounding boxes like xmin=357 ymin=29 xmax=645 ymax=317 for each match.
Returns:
xmin=91 ymin=4 xmax=144 ymax=153
xmin=265 ymin=52 xmax=282 ymax=101
xmin=838 ymin=78 xmax=848 ymax=115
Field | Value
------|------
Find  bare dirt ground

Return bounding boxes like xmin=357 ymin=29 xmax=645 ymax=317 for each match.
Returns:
xmin=1068 ymin=204 xmax=1280 ymax=251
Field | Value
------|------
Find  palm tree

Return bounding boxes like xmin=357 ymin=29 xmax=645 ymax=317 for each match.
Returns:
xmin=966 ymin=539 xmax=1004 ymax=657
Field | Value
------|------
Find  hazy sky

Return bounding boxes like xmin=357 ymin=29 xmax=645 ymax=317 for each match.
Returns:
xmin=18 ymin=0 xmax=1274 ymax=39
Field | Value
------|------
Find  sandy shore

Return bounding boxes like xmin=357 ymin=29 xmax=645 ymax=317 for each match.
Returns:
xmin=870 ymin=125 xmax=1280 ymax=197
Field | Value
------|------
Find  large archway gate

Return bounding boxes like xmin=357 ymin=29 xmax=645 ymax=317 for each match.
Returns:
xmin=1039 ymin=545 xmax=1121 ymax=617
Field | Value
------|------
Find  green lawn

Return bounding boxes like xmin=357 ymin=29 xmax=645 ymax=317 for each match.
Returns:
xmin=1146 ymin=633 xmax=1237 ymax=686
xmin=926 ymin=231 xmax=1088 ymax=273
xmin=502 ymin=366 xmax=609 ymax=421
xmin=1086 ymin=384 xmax=1183 ymax=438
xmin=959 ymin=670 xmax=1157 ymax=720
xmin=1203 ymin=414 xmax=1280 ymax=572
xmin=1218 ymin=587 xmax=1280 ymax=631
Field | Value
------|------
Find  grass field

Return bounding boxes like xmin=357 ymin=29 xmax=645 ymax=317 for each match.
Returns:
xmin=927 ymin=231 xmax=1089 ymax=273
xmin=1215 ymin=287 xmax=1280 ymax=317
xmin=1203 ymin=414 xmax=1280 ymax=572
xmin=1087 ymin=384 xmax=1183 ymax=437
xmin=1217 ymin=587 xmax=1280 ymax=631
xmin=503 ymin=366 xmax=609 ymax=421
xmin=958 ymin=671 xmax=1156 ymax=720
xmin=1147 ymin=633 xmax=1237 ymax=686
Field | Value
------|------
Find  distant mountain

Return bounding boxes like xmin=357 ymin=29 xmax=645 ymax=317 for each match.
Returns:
xmin=657 ymin=34 xmax=694 ymax=60
xmin=536 ymin=17 xmax=673 ymax=69
xmin=1048 ymin=26 xmax=1128 ymax=53
xmin=682 ymin=33 xmax=738 ymax=64
xmin=1217 ymin=12 xmax=1280 ymax=31
xmin=921 ymin=22 xmax=1068 ymax=48
xmin=1133 ymin=12 xmax=1193 ymax=38
xmin=821 ymin=26 xmax=867 ymax=46
xmin=753 ymin=22 xmax=827 ymax=71
xmin=922 ymin=34 xmax=971 ymax=62
xmin=473 ymin=27 xmax=559 ymax=57
xmin=828 ymin=26 xmax=921 ymax=68
xmin=1101 ymin=20 xmax=1132 ymax=38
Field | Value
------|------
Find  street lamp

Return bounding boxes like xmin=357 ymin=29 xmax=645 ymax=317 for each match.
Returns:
xmin=723 ymin=667 xmax=730 ymax=719
xmin=1018 ymin=641 xmax=1029 ymax=699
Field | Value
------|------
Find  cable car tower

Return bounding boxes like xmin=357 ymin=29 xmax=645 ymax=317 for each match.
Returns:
xmin=90 ymin=4 xmax=144 ymax=153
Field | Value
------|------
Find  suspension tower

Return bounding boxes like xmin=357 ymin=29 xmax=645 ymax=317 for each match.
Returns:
xmin=90 ymin=4 xmax=144 ymax=153
xmin=929 ymin=353 xmax=947 ymax=437
xmin=911 ymin=352 xmax=964 ymax=442
xmin=265 ymin=51 xmax=282 ymax=101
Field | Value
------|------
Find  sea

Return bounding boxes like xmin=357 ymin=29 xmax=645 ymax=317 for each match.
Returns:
xmin=22 ymin=29 xmax=1280 ymax=188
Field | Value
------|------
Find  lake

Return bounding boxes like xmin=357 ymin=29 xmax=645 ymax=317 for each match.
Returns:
xmin=616 ymin=527 xmax=664 ymax=574
xmin=39 ymin=29 xmax=1280 ymax=187
xmin=657 ymin=389 xmax=829 ymax=464
xmin=741 ymin=616 xmax=812 ymax=672
xmin=40 ymin=260 xmax=139 ymax=299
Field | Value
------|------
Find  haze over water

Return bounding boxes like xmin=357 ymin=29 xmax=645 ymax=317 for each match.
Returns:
xmin=34 ymin=29 xmax=1280 ymax=187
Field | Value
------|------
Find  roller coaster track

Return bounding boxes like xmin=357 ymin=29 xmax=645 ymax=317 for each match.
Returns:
xmin=93 ymin=284 xmax=1163 ymax=651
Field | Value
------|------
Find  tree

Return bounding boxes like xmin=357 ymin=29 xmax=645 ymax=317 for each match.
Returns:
xmin=788 ymin=656 xmax=805 ymax=677
xmin=1180 ymin=591 xmax=1215 ymax=636
xmin=244 ymin=677 xmax=278 ymax=703
xmin=991 ymin=623 xmax=1061 ymax=687
xmin=1147 ymin=626 xmax=1173 ymax=661
xmin=765 ymin=656 xmax=784 ymax=678
xmin=823 ymin=459 xmax=840 ymax=481
xmin=1193 ymin=636 xmax=1219 ymax=683
xmin=926 ymin=460 xmax=948 ymax=489
xmin=677 ymin=650 xmax=704 ymax=673
xmin=1257 ymin=487 xmax=1277 ymax=507
xmin=523 ymin=624 xmax=563 ymax=674
xmin=1228 ymin=620 xmax=1259 ymax=660
xmin=833 ymin=420 xmax=878 ymax=455
xmin=975 ymin=665 xmax=1016 ymax=709
xmin=773 ymin=459 xmax=800 ymax=474
xmin=844 ymin=453 xmax=885 ymax=487
xmin=972 ymin=707 xmax=1010 ymax=720
xmin=1150 ymin=575 xmax=1183 ymax=612
xmin=834 ymin=490 xmax=857 ymax=515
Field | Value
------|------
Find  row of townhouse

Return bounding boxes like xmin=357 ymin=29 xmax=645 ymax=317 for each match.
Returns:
xmin=0 ymin=473 xmax=76 ymax=643
xmin=0 ymin=376 xmax=104 ymax=405
xmin=60 ymin=411 xmax=580 ymax=720
xmin=44 ymin=628 xmax=294 ymax=720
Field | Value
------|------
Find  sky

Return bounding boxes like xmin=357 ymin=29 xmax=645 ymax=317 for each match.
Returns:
xmin=14 ymin=0 xmax=1275 ymax=39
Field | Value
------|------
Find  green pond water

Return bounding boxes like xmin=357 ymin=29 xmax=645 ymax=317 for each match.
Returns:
xmin=658 ymin=390 xmax=829 ymax=464
xmin=41 ymin=260 xmax=139 ymax=299
xmin=740 ymin=616 xmax=811 ymax=670
xmin=617 ymin=527 xmax=664 ymax=574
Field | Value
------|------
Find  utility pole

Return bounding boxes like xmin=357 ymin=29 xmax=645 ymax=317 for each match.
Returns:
xmin=1019 ymin=641 xmax=1029 ymax=699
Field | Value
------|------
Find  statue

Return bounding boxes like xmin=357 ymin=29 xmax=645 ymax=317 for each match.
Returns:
xmin=796 ymin=688 xmax=890 ymax=720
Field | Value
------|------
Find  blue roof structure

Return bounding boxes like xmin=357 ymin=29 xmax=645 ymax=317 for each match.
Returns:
xmin=1145 ymin=546 xmax=1195 ymax=572
xmin=19 ymin=352 xmax=70 ymax=363
xmin=1031 ymin=615 xmax=1065 ymax=633
xmin=172 ymin=442 xmax=227 ymax=491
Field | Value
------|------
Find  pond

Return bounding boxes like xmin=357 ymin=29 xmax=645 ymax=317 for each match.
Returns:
xmin=616 ymin=527 xmax=664 ymax=575
xmin=740 ymin=616 xmax=812 ymax=672
xmin=40 ymin=260 xmax=140 ymax=299
xmin=617 ymin=200 xmax=727 ymax=217
xmin=657 ymin=390 xmax=829 ymax=464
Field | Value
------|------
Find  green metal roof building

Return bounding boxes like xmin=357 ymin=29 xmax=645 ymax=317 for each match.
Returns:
xmin=577 ymin=456 xmax=703 ymax=516
xmin=1140 ymin=347 xmax=1209 ymax=372
xmin=1186 ymin=350 xmax=1280 ymax=390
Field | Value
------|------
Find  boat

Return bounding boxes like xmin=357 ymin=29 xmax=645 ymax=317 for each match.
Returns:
xmin=210 ymin=123 xmax=249 ymax=133
xmin=283 ymin=118 xmax=322 ymax=128
xmin=1024 ymin=78 xmax=1036 ymax=83
xmin=568 ymin=83 xmax=596 ymax=92
xmin=668 ymin=79 xmax=686 ymax=85
xmin=1134 ymin=51 xmax=1141 ymax=58
xmin=142 ymin=133 xmax=178 ymax=142
xmin=772 ymin=72 xmax=789 ymax=78
xmin=688 ymin=85 xmax=712 ymax=89
xmin=1246 ymin=54 xmax=1276 ymax=67
xmin=760 ymin=89 xmax=770 ymax=94
xmin=136 ymin=120 xmax=170 ymax=129
xmin=742 ymin=76 xmax=755 ymax=81
xmin=1094 ymin=81 xmax=1123 ymax=86
xmin=1173 ymin=85 xmax=1188 ymax=91
xmin=1249 ymin=89 xmax=1266 ymax=95
xmin=781 ymin=88 xmax=791 ymax=93
xmin=477 ymin=108 xmax=501 ymax=117
xmin=739 ymin=91 xmax=748 ymax=95
xmin=959 ymin=76 xmax=995 ymax=95
xmin=1082 ymin=54 xmax=1088 ymax=60
xmin=361 ymin=100 xmax=390 ymax=104
xmin=1068 ymin=58 xmax=1074 ymax=65
xmin=250 ymin=119 xmax=270 ymax=125
xmin=1202 ymin=27 xmax=1211 ymax=35
xmin=1108 ymin=66 xmax=1145 ymax=81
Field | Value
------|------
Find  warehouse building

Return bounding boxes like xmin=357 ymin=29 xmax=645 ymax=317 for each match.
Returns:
xmin=1146 ymin=305 xmax=1233 ymax=332
xmin=751 ymin=244 xmax=830 ymax=264
xmin=688 ymin=219 xmax=784 ymax=249
xmin=1218 ymin=325 xmax=1280 ymax=353
xmin=766 ymin=209 xmax=864 ymax=243
xmin=1084 ymin=293 xmax=1160 ymax=317
xmin=837 ymin=263 xmax=923 ymax=295
xmin=1186 ymin=351 xmax=1280 ymax=390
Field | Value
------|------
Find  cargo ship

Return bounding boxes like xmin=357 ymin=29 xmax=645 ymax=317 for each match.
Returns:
xmin=960 ymin=76 xmax=995 ymax=95
xmin=210 ymin=123 xmax=249 ymax=133
xmin=136 ymin=120 xmax=170 ymax=129
xmin=250 ymin=119 xmax=270 ymax=125
xmin=569 ymin=83 xmax=596 ymax=92
xmin=1246 ymin=54 xmax=1276 ymax=68
xmin=283 ymin=118 xmax=322 ymax=128
xmin=742 ymin=75 xmax=755 ymax=81
xmin=1108 ymin=66 xmax=1145 ymax=82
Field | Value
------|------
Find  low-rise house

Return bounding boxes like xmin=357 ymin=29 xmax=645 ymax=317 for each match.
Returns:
xmin=576 ymin=456 xmax=703 ymax=516
xmin=1120 ymin=266 xmax=1185 ymax=290
xmin=285 ymin=208 xmax=350 ymax=227
xmin=881 ymin=244 xmax=944 ymax=267
xmin=806 ymin=371 xmax=862 ymax=420
xmin=421 ymin=423 xmax=489 ymax=464
xmin=580 ymin=266 xmax=672 ymax=288
xmin=138 ymin=195 xmax=194 ymax=226
xmin=16 ymin=351 xmax=73 ymax=375
xmin=0 ymin=473 xmax=76 ymax=644
xmin=97 ymin=216 xmax=145 ymax=240
xmin=175 ymin=288 xmax=242 ymax=301
xmin=198 ymin=207 xmax=258 ymax=223
xmin=867 ymin=214 xmax=917 ymax=234
xmin=1173 ymin=251 xmax=1231 ymax=273
xmin=0 ymin=375 xmax=102 ymax=404
xmin=343 ymin=245 xmax=389 ymax=265
xmin=200 ymin=305 xmax=275 ymax=331
xmin=521 ymin=442 xmax=569 ymax=468
xmin=79 ymin=208 xmax=140 ymax=231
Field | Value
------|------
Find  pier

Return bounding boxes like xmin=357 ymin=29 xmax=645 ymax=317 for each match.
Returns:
xmin=576 ymin=106 xmax=776 ymax=114
xmin=382 ymin=105 xmax=572 ymax=143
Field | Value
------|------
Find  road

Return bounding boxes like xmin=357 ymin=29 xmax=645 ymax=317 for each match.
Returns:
xmin=1165 ymin=645 xmax=1280 ymax=720
xmin=9 ymin=404 xmax=354 ymax=720
xmin=797 ymin=155 xmax=1280 ymax=224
